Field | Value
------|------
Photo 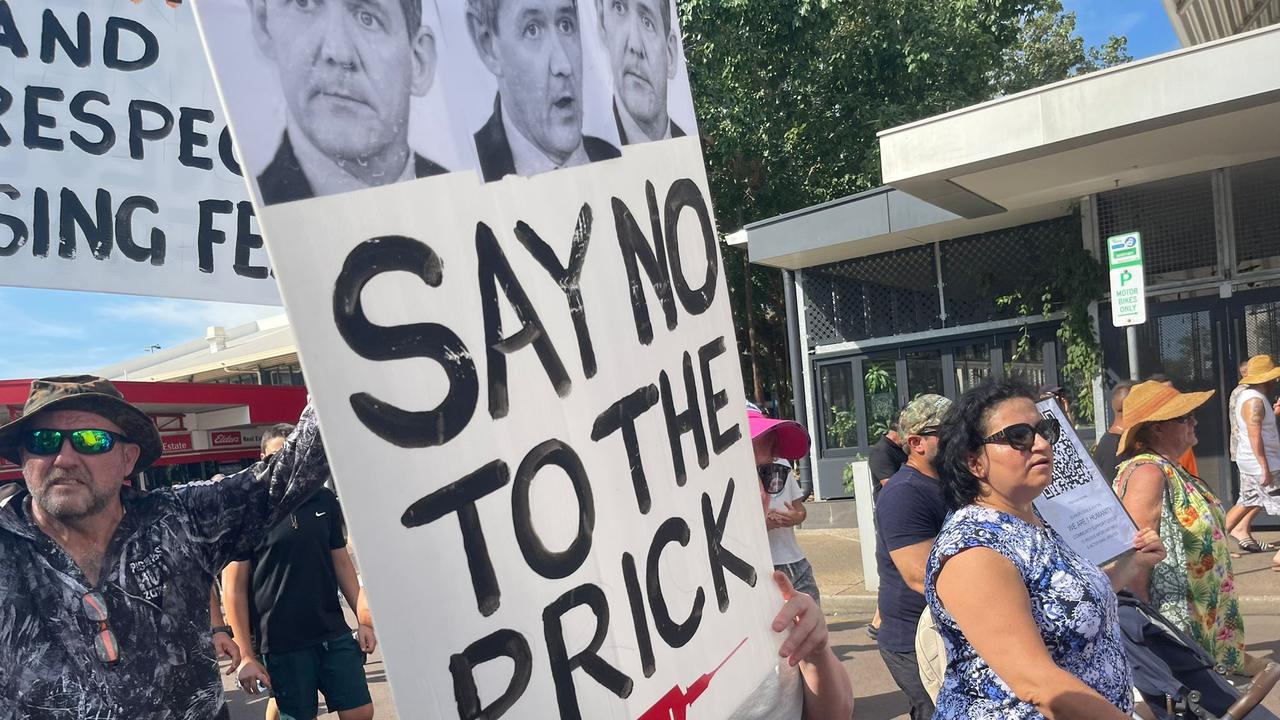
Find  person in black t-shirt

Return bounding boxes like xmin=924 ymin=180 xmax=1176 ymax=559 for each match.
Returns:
xmin=1092 ymin=380 xmax=1135 ymax=483
xmin=866 ymin=421 xmax=907 ymax=638
xmin=224 ymin=425 xmax=376 ymax=720
xmin=874 ymin=394 xmax=952 ymax=720
xmin=869 ymin=429 xmax=907 ymax=497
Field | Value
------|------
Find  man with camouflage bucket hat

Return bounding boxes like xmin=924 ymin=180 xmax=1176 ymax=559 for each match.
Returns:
xmin=0 ymin=375 xmax=330 ymax=719
xmin=874 ymin=393 xmax=952 ymax=720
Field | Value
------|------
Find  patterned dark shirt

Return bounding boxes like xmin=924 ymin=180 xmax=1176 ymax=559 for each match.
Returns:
xmin=0 ymin=405 xmax=328 ymax=719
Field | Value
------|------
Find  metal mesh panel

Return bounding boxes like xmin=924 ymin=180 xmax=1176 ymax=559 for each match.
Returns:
xmin=1233 ymin=157 xmax=1280 ymax=275
xmin=940 ymin=217 xmax=1081 ymax=326
xmin=1134 ymin=310 xmax=1216 ymax=387
xmin=1244 ymin=301 xmax=1280 ymax=361
xmin=802 ymin=245 xmax=939 ymax=346
xmin=1097 ymin=173 xmax=1217 ymax=283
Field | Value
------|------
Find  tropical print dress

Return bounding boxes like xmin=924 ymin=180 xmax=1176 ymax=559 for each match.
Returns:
xmin=1115 ymin=453 xmax=1245 ymax=672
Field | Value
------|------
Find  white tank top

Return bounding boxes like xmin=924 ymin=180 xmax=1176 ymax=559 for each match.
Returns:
xmin=1233 ymin=387 xmax=1280 ymax=476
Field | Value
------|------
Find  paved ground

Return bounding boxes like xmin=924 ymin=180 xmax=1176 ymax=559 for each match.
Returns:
xmin=221 ymin=529 xmax=1280 ymax=719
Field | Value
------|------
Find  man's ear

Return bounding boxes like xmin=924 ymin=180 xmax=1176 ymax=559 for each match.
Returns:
xmin=121 ymin=443 xmax=142 ymax=477
xmin=248 ymin=0 xmax=275 ymax=61
xmin=466 ymin=12 xmax=504 ymax=79
xmin=409 ymin=25 xmax=437 ymax=96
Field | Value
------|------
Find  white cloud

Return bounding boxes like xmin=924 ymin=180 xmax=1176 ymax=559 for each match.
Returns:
xmin=24 ymin=325 xmax=85 ymax=340
xmin=97 ymin=299 xmax=283 ymax=330
xmin=1111 ymin=10 xmax=1146 ymax=36
xmin=0 ymin=347 xmax=127 ymax=380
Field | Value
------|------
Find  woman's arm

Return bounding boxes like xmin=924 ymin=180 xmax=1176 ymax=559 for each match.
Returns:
xmin=936 ymin=548 xmax=1130 ymax=720
xmin=1114 ymin=464 xmax=1167 ymax=602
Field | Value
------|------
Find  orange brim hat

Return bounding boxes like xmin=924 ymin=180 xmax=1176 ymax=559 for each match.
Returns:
xmin=1118 ymin=380 xmax=1215 ymax=455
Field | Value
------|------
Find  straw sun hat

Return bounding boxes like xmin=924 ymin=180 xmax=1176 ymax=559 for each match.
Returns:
xmin=1118 ymin=380 xmax=1215 ymax=455
xmin=1240 ymin=355 xmax=1280 ymax=386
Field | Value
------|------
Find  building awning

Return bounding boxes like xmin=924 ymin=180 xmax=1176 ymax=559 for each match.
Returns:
xmin=1164 ymin=0 xmax=1280 ymax=46
xmin=878 ymin=24 xmax=1280 ymax=219
xmin=96 ymin=314 xmax=296 ymax=382
xmin=745 ymin=24 xmax=1280 ymax=270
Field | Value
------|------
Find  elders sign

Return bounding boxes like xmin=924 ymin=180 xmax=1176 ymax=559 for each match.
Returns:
xmin=192 ymin=1 xmax=781 ymax=718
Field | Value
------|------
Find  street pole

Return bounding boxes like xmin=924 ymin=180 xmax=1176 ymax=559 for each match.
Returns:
xmin=1127 ymin=325 xmax=1141 ymax=380
xmin=782 ymin=269 xmax=813 ymax=497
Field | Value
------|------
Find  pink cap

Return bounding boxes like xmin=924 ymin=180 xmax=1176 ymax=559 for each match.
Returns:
xmin=747 ymin=409 xmax=811 ymax=460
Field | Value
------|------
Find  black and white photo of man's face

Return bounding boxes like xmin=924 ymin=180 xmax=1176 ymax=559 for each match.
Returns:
xmin=250 ymin=0 xmax=435 ymax=171
xmin=597 ymin=0 xmax=676 ymax=140
xmin=471 ymin=0 xmax=586 ymax=164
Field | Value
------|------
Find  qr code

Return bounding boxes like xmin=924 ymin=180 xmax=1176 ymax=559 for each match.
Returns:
xmin=1042 ymin=409 xmax=1093 ymax=500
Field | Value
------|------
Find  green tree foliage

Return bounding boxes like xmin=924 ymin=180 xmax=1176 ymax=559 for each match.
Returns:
xmin=680 ymin=0 xmax=1130 ymax=411
xmin=993 ymin=0 xmax=1134 ymax=95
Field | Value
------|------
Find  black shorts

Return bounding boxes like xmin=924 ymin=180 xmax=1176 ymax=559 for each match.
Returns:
xmin=262 ymin=633 xmax=371 ymax=720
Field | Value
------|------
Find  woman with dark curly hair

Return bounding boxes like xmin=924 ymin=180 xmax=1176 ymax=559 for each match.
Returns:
xmin=924 ymin=378 xmax=1165 ymax=719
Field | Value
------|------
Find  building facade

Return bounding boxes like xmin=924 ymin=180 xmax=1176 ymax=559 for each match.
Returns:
xmin=742 ymin=23 xmax=1280 ymax=504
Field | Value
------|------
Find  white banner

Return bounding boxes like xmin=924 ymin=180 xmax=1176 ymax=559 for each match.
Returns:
xmin=192 ymin=0 xmax=781 ymax=717
xmin=1033 ymin=399 xmax=1137 ymax=566
xmin=0 ymin=0 xmax=279 ymax=305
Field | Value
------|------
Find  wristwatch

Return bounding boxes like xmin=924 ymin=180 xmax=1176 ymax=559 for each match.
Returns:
xmin=211 ymin=625 xmax=234 ymax=639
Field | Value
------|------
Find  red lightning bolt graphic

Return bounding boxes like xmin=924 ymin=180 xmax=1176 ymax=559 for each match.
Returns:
xmin=636 ymin=637 xmax=749 ymax=720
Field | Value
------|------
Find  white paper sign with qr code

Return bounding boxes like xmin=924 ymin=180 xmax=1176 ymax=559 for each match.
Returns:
xmin=1033 ymin=399 xmax=1138 ymax=566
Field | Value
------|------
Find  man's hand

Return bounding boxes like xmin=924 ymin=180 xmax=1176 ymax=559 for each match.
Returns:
xmin=770 ymin=571 xmax=829 ymax=667
xmin=357 ymin=624 xmax=377 ymax=654
xmin=213 ymin=631 xmax=241 ymax=673
xmin=237 ymin=658 xmax=272 ymax=696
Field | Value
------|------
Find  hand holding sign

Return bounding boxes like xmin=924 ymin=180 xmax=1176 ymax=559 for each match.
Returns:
xmin=1129 ymin=527 xmax=1166 ymax=569
xmin=1105 ymin=528 xmax=1166 ymax=600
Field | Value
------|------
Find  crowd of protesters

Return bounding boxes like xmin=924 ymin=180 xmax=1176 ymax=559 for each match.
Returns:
xmin=3 ymin=355 xmax=1279 ymax=718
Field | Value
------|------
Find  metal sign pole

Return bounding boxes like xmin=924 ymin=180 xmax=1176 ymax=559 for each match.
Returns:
xmin=1127 ymin=326 xmax=1141 ymax=380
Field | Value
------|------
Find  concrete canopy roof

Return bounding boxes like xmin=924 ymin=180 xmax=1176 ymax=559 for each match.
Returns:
xmin=878 ymin=24 xmax=1280 ymax=219
xmin=745 ymin=24 xmax=1280 ymax=270
xmin=96 ymin=314 xmax=296 ymax=382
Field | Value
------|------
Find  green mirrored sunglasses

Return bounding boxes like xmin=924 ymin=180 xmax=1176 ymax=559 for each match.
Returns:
xmin=23 ymin=429 xmax=130 ymax=456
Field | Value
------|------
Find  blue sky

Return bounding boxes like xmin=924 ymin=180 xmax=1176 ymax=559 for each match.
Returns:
xmin=0 ymin=287 xmax=281 ymax=379
xmin=1 ymin=2 xmax=1184 ymax=381
xmin=1063 ymin=0 xmax=1181 ymax=59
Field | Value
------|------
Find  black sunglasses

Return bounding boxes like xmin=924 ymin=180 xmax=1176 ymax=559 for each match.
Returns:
xmin=82 ymin=591 xmax=120 ymax=666
xmin=982 ymin=418 xmax=1061 ymax=452
xmin=757 ymin=463 xmax=789 ymax=494
xmin=22 ymin=429 xmax=129 ymax=457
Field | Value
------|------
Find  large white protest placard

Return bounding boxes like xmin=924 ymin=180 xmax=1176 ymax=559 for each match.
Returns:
xmin=192 ymin=0 xmax=782 ymax=717
xmin=1034 ymin=399 xmax=1137 ymax=566
xmin=0 ymin=0 xmax=278 ymax=305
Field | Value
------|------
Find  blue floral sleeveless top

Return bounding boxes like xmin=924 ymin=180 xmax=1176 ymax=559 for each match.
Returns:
xmin=924 ymin=505 xmax=1133 ymax=718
